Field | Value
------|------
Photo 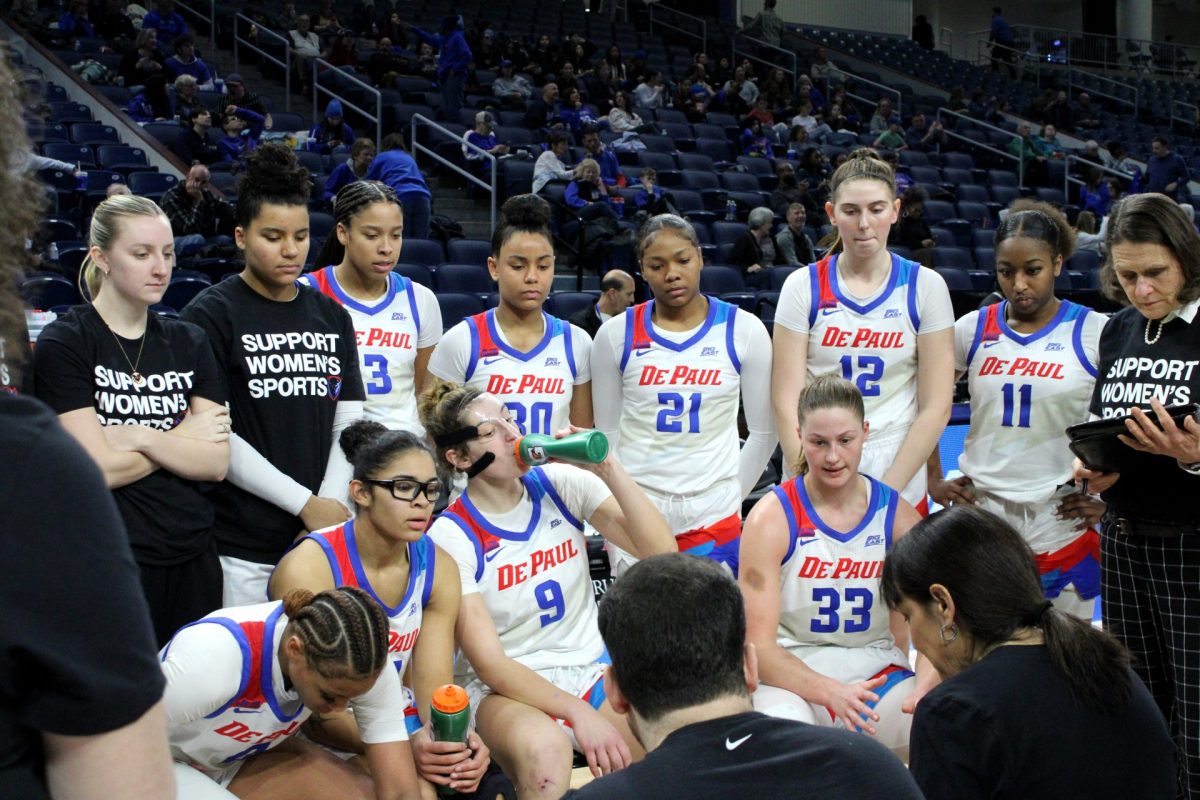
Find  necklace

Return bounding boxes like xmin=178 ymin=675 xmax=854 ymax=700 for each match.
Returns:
xmin=106 ymin=323 xmax=148 ymax=389
xmin=1145 ymin=316 xmax=1165 ymax=345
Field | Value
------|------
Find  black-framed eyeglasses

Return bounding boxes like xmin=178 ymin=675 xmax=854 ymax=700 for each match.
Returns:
xmin=363 ymin=478 xmax=444 ymax=502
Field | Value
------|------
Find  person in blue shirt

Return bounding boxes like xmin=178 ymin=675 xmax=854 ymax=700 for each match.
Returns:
xmin=463 ymin=111 xmax=510 ymax=177
xmin=141 ymin=0 xmax=188 ymax=47
xmin=306 ymin=100 xmax=355 ymax=155
xmin=410 ymin=14 xmax=472 ymax=121
xmin=1145 ymin=136 xmax=1190 ymax=202
xmin=560 ymin=87 xmax=601 ymax=135
xmin=58 ymin=0 xmax=95 ymax=40
xmin=322 ymin=137 xmax=376 ymax=202
xmin=164 ymin=35 xmax=213 ymax=87
xmin=1078 ymin=166 xmax=1112 ymax=218
xmin=565 ymin=159 xmax=621 ymax=222
xmin=365 ymin=133 xmax=433 ymax=239
xmin=989 ymin=7 xmax=1016 ymax=76
xmin=216 ymin=104 xmax=264 ymax=164
xmin=634 ymin=168 xmax=675 ymax=217
xmin=581 ymin=126 xmax=621 ymax=187
xmin=740 ymin=118 xmax=775 ymax=159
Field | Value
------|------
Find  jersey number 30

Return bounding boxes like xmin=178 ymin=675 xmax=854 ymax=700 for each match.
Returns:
xmin=811 ymin=587 xmax=873 ymax=634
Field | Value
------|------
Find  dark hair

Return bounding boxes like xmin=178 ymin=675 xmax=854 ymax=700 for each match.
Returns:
xmin=881 ymin=506 xmax=1132 ymax=714
xmin=187 ymin=105 xmax=208 ymax=123
xmin=792 ymin=374 xmax=864 ymax=475
xmin=580 ymin=124 xmax=601 ymax=140
xmin=636 ymin=213 xmax=701 ymax=261
xmin=339 ymin=419 xmax=433 ymax=483
xmin=417 ymin=378 xmax=485 ymax=470
xmin=1152 ymin=136 xmax=1169 ymax=148
xmin=490 ymin=193 xmax=553 ymax=257
xmin=282 ymin=586 xmax=390 ymax=679
xmin=174 ymin=34 xmax=194 ymax=52
xmin=598 ymin=554 xmax=747 ymax=721
xmin=1101 ymin=193 xmax=1200 ymax=305
xmin=545 ymin=131 xmax=568 ymax=149
xmin=381 ymin=132 xmax=407 ymax=151
xmin=235 ymin=142 xmax=312 ymax=227
xmin=314 ymin=180 xmax=401 ymax=270
xmin=995 ymin=199 xmax=1074 ymax=262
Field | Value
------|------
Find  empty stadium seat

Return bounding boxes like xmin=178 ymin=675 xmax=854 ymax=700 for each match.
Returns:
xmin=437 ymin=292 xmax=486 ymax=330
xmin=446 ymin=239 xmax=491 ymax=265
xmin=161 ymin=276 xmax=211 ymax=312
xmin=545 ymin=291 xmax=596 ymax=320
xmin=932 ymin=247 xmax=974 ymax=269
xmin=435 ymin=263 xmax=494 ymax=294
xmin=398 ymin=238 xmax=445 ymax=267
xmin=128 ymin=172 xmax=179 ymax=201
xmin=393 ymin=263 xmax=434 ymax=289
xmin=21 ymin=272 xmax=79 ymax=309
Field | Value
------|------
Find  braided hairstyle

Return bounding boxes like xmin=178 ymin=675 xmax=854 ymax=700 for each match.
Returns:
xmin=281 ymin=586 xmax=389 ymax=679
xmin=235 ymin=142 xmax=313 ymax=229
xmin=313 ymin=180 xmax=402 ymax=271
xmin=994 ymin=199 xmax=1075 ymax=263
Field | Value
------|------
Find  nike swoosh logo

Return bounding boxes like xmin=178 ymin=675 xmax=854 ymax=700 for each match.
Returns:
xmin=725 ymin=734 xmax=752 ymax=750
xmin=982 ymin=340 xmax=1001 ymax=348
xmin=231 ymin=707 xmax=260 ymax=714
xmin=482 ymin=356 xmax=504 ymax=365
xmin=634 ymin=348 xmax=652 ymax=357
xmin=484 ymin=547 xmax=504 ymax=562
xmin=820 ymin=307 xmax=841 ymax=316
xmin=799 ymin=536 xmax=821 ymax=546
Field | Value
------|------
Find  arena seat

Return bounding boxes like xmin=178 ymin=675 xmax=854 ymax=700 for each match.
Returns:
xmin=437 ymin=292 xmax=486 ymax=330
xmin=446 ymin=239 xmax=491 ymax=265
xmin=435 ymin=263 xmax=494 ymax=295
xmin=392 ymin=262 xmax=434 ymax=289
xmin=398 ymin=238 xmax=445 ymax=267
xmin=20 ymin=272 xmax=79 ymax=310
xmin=545 ymin=291 xmax=596 ymax=320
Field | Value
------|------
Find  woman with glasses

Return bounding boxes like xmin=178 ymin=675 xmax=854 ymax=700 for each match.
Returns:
xmin=420 ymin=380 xmax=675 ymax=800
xmin=269 ymin=420 xmax=492 ymax=796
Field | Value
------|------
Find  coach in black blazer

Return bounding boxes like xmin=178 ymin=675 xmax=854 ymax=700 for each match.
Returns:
xmin=569 ymin=269 xmax=636 ymax=337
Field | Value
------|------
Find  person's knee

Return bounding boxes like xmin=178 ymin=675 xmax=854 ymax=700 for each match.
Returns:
xmin=513 ymin=730 xmax=572 ymax=797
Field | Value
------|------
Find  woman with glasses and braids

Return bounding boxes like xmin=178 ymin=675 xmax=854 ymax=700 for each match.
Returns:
xmin=161 ymin=586 xmax=417 ymax=799
xmin=301 ymin=181 xmax=442 ymax=435
xmin=269 ymin=421 xmax=492 ymax=796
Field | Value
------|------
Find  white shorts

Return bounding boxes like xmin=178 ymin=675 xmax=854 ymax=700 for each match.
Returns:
xmin=173 ymin=761 xmax=241 ymax=798
xmin=219 ymin=555 xmax=276 ymax=607
xmin=860 ymin=424 xmax=927 ymax=510
xmin=975 ymin=484 xmax=1085 ymax=557
xmin=465 ymin=661 xmax=608 ymax=752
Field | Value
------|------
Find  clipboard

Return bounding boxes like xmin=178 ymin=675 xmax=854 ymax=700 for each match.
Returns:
xmin=1066 ymin=403 xmax=1200 ymax=473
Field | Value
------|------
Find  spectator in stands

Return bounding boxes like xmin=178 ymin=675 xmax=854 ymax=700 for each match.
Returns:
xmin=569 ymin=269 xmax=636 ymax=338
xmin=784 ymin=125 xmax=810 ymax=159
xmin=874 ymin=120 xmax=907 ymax=151
xmin=1035 ymin=124 xmax=1065 ymax=158
xmin=810 ymin=46 xmax=834 ymax=82
xmin=413 ymin=41 xmax=439 ymax=83
xmin=223 ymin=73 xmax=264 ymax=116
xmin=711 ymin=56 xmax=733 ymax=87
xmin=566 ymin=158 xmax=621 ymax=218
xmin=141 ymin=0 xmax=188 ymax=48
xmin=411 ymin=15 xmax=471 ymax=120
xmin=525 ymin=82 xmax=564 ymax=132
xmin=776 ymin=202 xmax=816 ymax=265
xmin=217 ymin=104 xmax=265 ymax=164
xmin=740 ymin=118 xmax=775 ymax=159
xmin=1078 ymin=167 xmax=1112 ymax=218
xmin=634 ymin=70 xmax=667 ymax=110
xmin=578 ymin=127 xmax=619 ymax=186
xmin=121 ymin=28 xmax=169 ymax=114
xmin=323 ymin=137 xmax=375 ymax=201
xmin=1074 ymin=210 xmax=1103 ymax=255
xmin=825 ymin=102 xmax=851 ymax=134
xmin=1044 ymin=89 xmax=1074 ymax=132
xmin=989 ymin=6 xmax=1016 ymax=76
xmin=58 ymin=0 xmax=95 ymax=41
xmin=366 ymin=133 xmax=432 ymax=239
xmin=760 ymin=68 xmax=791 ymax=113
xmin=287 ymin=14 xmax=322 ymax=94
xmin=475 ymin=28 xmax=503 ymax=70
xmin=312 ymin=0 xmax=341 ymax=36
xmin=789 ymin=99 xmax=832 ymax=144
xmin=171 ymin=74 xmax=205 ymax=121
xmin=161 ymin=164 xmax=234 ymax=256
xmin=895 ymin=186 xmax=936 ymax=264
xmin=770 ymin=160 xmax=810 ymax=216
xmin=728 ymin=207 xmax=779 ymax=288
xmin=107 ymin=182 xmax=132 ymax=198
xmin=93 ymin=0 xmax=136 ymax=43
xmin=326 ymin=28 xmax=359 ymax=70
xmin=744 ymin=0 xmax=783 ymax=47
xmin=795 ymin=74 xmax=825 ymax=112
xmin=869 ymin=98 xmax=898 ymax=134
xmin=561 ymin=87 xmax=601 ymax=134
xmin=627 ymin=49 xmax=651 ymax=89
xmin=797 ymin=147 xmax=832 ymax=204
xmin=748 ymin=97 xmax=783 ymax=136
xmin=1145 ymin=136 xmax=1189 ymax=201
xmin=722 ymin=66 xmax=759 ymax=114
xmin=586 ymin=61 xmax=618 ymax=114
xmin=882 ymin=150 xmax=913 ymax=195
xmin=171 ymin=107 xmax=219 ymax=165
xmin=1104 ymin=141 xmax=1140 ymax=177
xmin=306 ymin=100 xmax=354 ymax=155
xmin=1074 ymin=92 xmax=1101 ymax=129
xmin=912 ymin=14 xmax=935 ymax=49
xmin=493 ymin=59 xmax=533 ymax=110
xmin=533 ymin=132 xmax=573 ymax=194
xmin=164 ymin=35 xmax=212 ymax=88
xmin=828 ymin=84 xmax=860 ymax=129
xmin=530 ymin=33 xmax=560 ymax=81
xmin=556 ymin=61 xmax=584 ymax=95
xmin=634 ymin=169 xmax=675 ymax=217
xmin=1008 ymin=122 xmax=1048 ymax=185
xmin=463 ymin=111 xmax=510 ymax=175
xmin=905 ymin=113 xmax=946 ymax=151
xmin=605 ymin=46 xmax=628 ymax=84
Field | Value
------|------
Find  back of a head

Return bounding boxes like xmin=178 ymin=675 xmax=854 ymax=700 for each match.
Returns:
xmin=490 ymin=193 xmax=552 ymax=258
xmin=882 ymin=505 xmax=1132 ymax=714
xmin=598 ymin=554 xmax=747 ymax=721
xmin=235 ymin=142 xmax=312 ymax=228
xmin=282 ymin=586 xmax=390 ymax=679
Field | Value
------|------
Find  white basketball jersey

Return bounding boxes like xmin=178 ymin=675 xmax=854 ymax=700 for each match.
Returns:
xmin=435 ymin=467 xmax=603 ymax=674
xmin=464 ymin=310 xmax=579 ymax=435
xmin=301 ymin=268 xmax=432 ymax=432
xmin=773 ymin=475 xmax=908 ymax=682
xmin=613 ymin=298 xmax=744 ymax=496
xmin=958 ymin=300 xmax=1103 ymax=504
xmin=804 ymin=254 xmax=925 ymax=438
xmin=163 ymin=602 xmax=311 ymax=776
xmin=300 ymin=521 xmax=435 ymax=679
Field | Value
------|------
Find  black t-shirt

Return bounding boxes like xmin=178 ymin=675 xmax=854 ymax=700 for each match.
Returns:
xmin=563 ymin=711 xmax=922 ymax=800
xmin=32 ymin=305 xmax=227 ymax=564
xmin=180 ymin=276 xmax=363 ymax=563
xmin=1088 ymin=304 xmax=1200 ymax=522
xmin=910 ymin=645 xmax=1175 ymax=800
xmin=0 ymin=394 xmax=164 ymax=799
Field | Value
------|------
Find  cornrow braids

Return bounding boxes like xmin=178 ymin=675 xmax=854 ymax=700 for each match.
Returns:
xmin=283 ymin=587 xmax=389 ymax=679
xmin=313 ymin=180 xmax=402 ymax=270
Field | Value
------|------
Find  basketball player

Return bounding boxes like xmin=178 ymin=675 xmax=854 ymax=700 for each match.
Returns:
xmin=927 ymin=201 xmax=1106 ymax=619
xmin=419 ymin=380 xmax=675 ymax=800
xmin=428 ymin=194 xmax=592 ymax=435
xmin=740 ymin=375 xmax=931 ymax=757
xmin=591 ymin=214 xmax=776 ymax=576
xmin=771 ymin=149 xmax=954 ymax=512
xmin=302 ymin=181 xmax=442 ymax=435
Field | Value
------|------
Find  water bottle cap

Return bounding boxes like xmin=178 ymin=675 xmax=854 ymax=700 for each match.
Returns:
xmin=432 ymin=684 xmax=469 ymax=713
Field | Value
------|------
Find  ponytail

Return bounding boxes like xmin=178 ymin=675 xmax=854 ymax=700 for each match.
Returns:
xmin=1040 ymin=605 xmax=1132 ymax=714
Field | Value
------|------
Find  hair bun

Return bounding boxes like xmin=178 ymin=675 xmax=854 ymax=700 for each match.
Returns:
xmin=849 ymin=146 xmax=881 ymax=161
xmin=282 ymin=588 xmax=316 ymax=617
xmin=499 ymin=194 xmax=551 ymax=228
xmin=340 ymin=419 xmax=389 ymax=461
xmin=237 ymin=142 xmax=312 ymax=198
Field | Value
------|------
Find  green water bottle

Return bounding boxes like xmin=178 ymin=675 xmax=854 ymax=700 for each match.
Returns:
xmin=431 ymin=684 xmax=471 ymax=797
xmin=514 ymin=430 xmax=609 ymax=468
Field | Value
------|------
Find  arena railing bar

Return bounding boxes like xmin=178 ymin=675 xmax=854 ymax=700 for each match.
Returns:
xmin=312 ymin=58 xmax=381 ymax=152
xmin=233 ymin=14 xmax=291 ymax=112
xmin=410 ymin=114 xmax=497 ymax=233
xmin=1061 ymin=155 xmax=1136 ymax=199
xmin=1170 ymin=99 xmax=1197 ymax=131
xmin=173 ymin=0 xmax=215 ymax=53
xmin=1013 ymin=22 xmax=1197 ymax=78
xmin=935 ymin=106 xmax=1025 ymax=187
xmin=1066 ymin=67 xmax=1138 ymax=119
xmin=940 ymin=26 xmax=953 ymax=58
xmin=648 ymin=5 xmax=707 ymax=55
xmin=823 ymin=66 xmax=901 ymax=119
xmin=732 ymin=33 xmax=798 ymax=90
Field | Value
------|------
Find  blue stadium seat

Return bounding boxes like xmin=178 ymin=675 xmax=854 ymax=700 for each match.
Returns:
xmin=720 ymin=172 xmax=762 ymax=192
xmin=972 ymin=228 xmax=996 ymax=248
xmin=1035 ymin=187 xmax=1067 ymax=206
xmin=1066 ymin=250 xmax=1101 ymax=273
xmin=974 ymin=247 xmax=996 ymax=271
xmin=69 ymin=123 xmax=119 ymax=145
xmin=941 ymin=152 xmax=975 ymax=170
xmin=699 ymin=265 xmax=746 ymax=294
xmin=398 ymin=238 xmax=445 ymax=267
xmin=942 ymin=167 xmax=974 ymax=186
xmin=435 ymin=263 xmax=494 ymax=294
xmin=436 ymin=292 xmax=486 ymax=330
xmin=736 ymin=156 xmax=774 ymax=177
xmin=20 ymin=272 xmax=79 ymax=309
xmin=695 ymin=138 xmax=734 ymax=163
xmin=934 ymin=266 xmax=973 ymax=292
xmin=161 ymin=276 xmax=211 ymax=312
xmin=128 ymin=172 xmax=179 ymax=201
xmin=446 ymin=239 xmax=491 ymax=265
xmin=676 ymin=152 xmax=715 ymax=172
xmin=95 ymin=145 xmax=149 ymax=173
xmin=932 ymin=247 xmax=974 ymax=269
xmin=393 ymin=263 xmax=434 ymax=289
xmin=956 ymin=202 xmax=989 ymax=225
xmin=922 ymin=200 xmax=956 ymax=223
xmin=710 ymin=221 xmax=746 ymax=246
xmin=43 ymin=142 xmax=94 ymax=167
xmin=767 ymin=266 xmax=798 ymax=291
xmin=987 ymin=169 xmax=1019 ymax=187
xmin=308 ymin=212 xmax=335 ymax=241
xmin=910 ymin=165 xmax=942 ymax=184
xmin=990 ymin=185 xmax=1021 ymax=206
xmin=957 ymin=184 xmax=990 ymax=204
xmin=546 ymin=291 xmax=596 ymax=320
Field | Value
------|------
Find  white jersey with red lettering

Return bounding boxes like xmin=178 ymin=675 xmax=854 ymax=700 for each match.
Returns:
xmin=299 ymin=268 xmax=441 ymax=433
xmin=772 ymin=474 xmax=909 ymax=683
xmin=956 ymin=299 xmax=1104 ymax=509
xmin=427 ymin=309 xmax=591 ymax=435
xmin=427 ymin=465 xmax=607 ymax=675
xmin=161 ymin=601 xmax=408 ymax=780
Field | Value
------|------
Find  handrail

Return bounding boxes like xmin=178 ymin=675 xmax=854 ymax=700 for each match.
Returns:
xmin=1171 ymin=99 xmax=1197 ymax=130
xmin=648 ymin=4 xmax=707 ymax=55
xmin=974 ymin=38 xmax=1037 ymax=78
xmin=732 ymin=33 xmax=798 ymax=87
xmin=312 ymin=58 xmax=381 ymax=151
xmin=935 ymin=107 xmax=1025 ymax=186
xmin=1062 ymin=155 xmax=1135 ymax=199
xmin=1066 ymin=67 xmax=1138 ymax=119
xmin=1011 ymin=22 xmax=1200 ymax=77
xmin=824 ymin=66 xmax=901 ymax=119
xmin=939 ymin=26 xmax=953 ymax=58
xmin=173 ymin=0 xmax=215 ymax=53
xmin=233 ymin=15 xmax=291 ymax=112
xmin=410 ymin=114 xmax=497 ymax=232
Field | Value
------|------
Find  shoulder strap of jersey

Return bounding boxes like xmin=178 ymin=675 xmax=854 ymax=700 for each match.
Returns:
xmin=719 ymin=300 xmax=743 ymax=374
xmin=299 ymin=526 xmax=355 ymax=588
xmin=417 ymin=535 xmax=437 ymax=608
xmin=554 ymin=315 xmax=579 ymax=380
xmin=619 ymin=301 xmax=654 ymax=372
xmin=869 ymin=476 xmax=901 ymax=550
xmin=527 ymin=466 xmax=585 ymax=530
xmin=772 ymin=477 xmax=815 ymax=565
xmin=809 ymin=254 xmax=836 ymax=328
xmin=176 ymin=616 xmax=266 ymax=719
xmin=397 ymin=274 xmax=422 ymax=331
xmin=308 ymin=267 xmax=339 ymax=303
xmin=965 ymin=302 xmax=1003 ymax=369
xmin=903 ymin=258 xmax=923 ymax=331
xmin=471 ymin=311 xmax=500 ymax=357
xmin=442 ymin=499 xmax=500 ymax=583
xmin=1066 ymin=302 xmax=1100 ymax=378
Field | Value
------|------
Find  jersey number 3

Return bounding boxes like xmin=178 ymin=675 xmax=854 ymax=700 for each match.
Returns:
xmin=363 ymin=354 xmax=392 ymax=395
xmin=810 ymin=587 xmax=873 ymax=634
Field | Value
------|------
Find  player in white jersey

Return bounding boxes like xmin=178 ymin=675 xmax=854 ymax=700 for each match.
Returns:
xmin=772 ymin=150 xmax=954 ymax=512
xmin=592 ymin=214 xmax=776 ymax=576
xmin=428 ymin=194 xmax=592 ymax=435
xmin=269 ymin=421 xmax=491 ymax=795
xmin=741 ymin=375 xmax=930 ymax=758
xmin=419 ymin=380 xmax=675 ymax=800
xmin=301 ymin=180 xmax=442 ymax=435
xmin=928 ymin=203 xmax=1107 ymax=620
xmin=161 ymin=586 xmax=414 ymax=799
